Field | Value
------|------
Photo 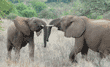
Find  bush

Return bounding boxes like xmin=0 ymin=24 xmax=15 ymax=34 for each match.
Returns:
xmin=6 ymin=13 xmax=17 ymax=19
xmin=29 ymin=1 xmax=47 ymax=13
xmin=16 ymin=3 xmax=29 ymax=14
xmin=38 ymin=8 xmax=58 ymax=19
xmin=8 ymin=0 xmax=23 ymax=3
xmin=15 ymin=3 xmax=37 ymax=17
xmin=103 ymin=11 xmax=110 ymax=19
xmin=11 ymin=7 xmax=22 ymax=16
xmin=96 ymin=15 xmax=103 ymax=19
xmin=0 ymin=0 xmax=13 ymax=17
xmin=21 ymin=9 xmax=37 ymax=18
xmin=0 ymin=21 xmax=4 ymax=33
xmin=79 ymin=0 xmax=110 ymax=19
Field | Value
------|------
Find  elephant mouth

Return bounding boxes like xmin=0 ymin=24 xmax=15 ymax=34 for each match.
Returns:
xmin=36 ymin=26 xmax=43 ymax=32
xmin=57 ymin=26 xmax=63 ymax=31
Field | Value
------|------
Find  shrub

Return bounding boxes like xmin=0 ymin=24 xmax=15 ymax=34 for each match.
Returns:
xmin=16 ymin=3 xmax=29 ymax=14
xmin=0 ymin=0 xmax=13 ymax=17
xmin=0 ymin=21 xmax=4 ymax=33
xmin=103 ymin=11 xmax=110 ymax=19
xmin=21 ymin=9 xmax=37 ymax=18
xmin=96 ymin=15 xmax=103 ymax=19
xmin=29 ymin=1 xmax=47 ymax=13
xmin=6 ymin=13 xmax=18 ymax=20
xmin=15 ymin=3 xmax=37 ymax=17
xmin=38 ymin=8 xmax=58 ymax=19
xmin=8 ymin=0 xmax=23 ymax=3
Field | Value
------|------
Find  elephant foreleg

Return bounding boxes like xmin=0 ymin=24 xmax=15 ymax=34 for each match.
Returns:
xmin=15 ymin=48 xmax=20 ymax=63
xmin=29 ymin=39 xmax=34 ymax=62
xmin=81 ymin=39 xmax=89 ymax=61
xmin=7 ymin=39 xmax=13 ymax=61
xmin=69 ymin=36 xmax=84 ymax=63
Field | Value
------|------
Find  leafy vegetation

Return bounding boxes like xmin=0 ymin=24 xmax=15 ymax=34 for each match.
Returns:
xmin=29 ymin=1 xmax=47 ymax=13
xmin=21 ymin=9 xmax=37 ymax=17
xmin=38 ymin=8 xmax=58 ymax=19
xmin=1 ymin=0 xmax=110 ymax=19
xmin=0 ymin=0 xmax=13 ymax=17
xmin=1 ymin=0 xmax=110 ymax=32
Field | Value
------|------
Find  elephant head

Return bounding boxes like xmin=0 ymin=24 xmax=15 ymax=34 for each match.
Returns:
xmin=47 ymin=15 xmax=86 ymax=40
xmin=13 ymin=16 xmax=47 ymax=47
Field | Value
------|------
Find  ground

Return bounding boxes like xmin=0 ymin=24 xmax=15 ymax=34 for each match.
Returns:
xmin=0 ymin=18 xmax=110 ymax=67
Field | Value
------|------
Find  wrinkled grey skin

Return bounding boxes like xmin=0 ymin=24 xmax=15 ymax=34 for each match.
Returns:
xmin=47 ymin=15 xmax=110 ymax=63
xmin=7 ymin=16 xmax=47 ymax=62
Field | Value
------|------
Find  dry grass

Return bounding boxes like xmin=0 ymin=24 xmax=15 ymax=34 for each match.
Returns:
xmin=0 ymin=18 xmax=110 ymax=67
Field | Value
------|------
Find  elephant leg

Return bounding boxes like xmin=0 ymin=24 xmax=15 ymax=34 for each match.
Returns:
xmin=81 ymin=40 xmax=89 ymax=61
xmin=69 ymin=36 xmax=84 ymax=63
xmin=7 ymin=39 xmax=13 ymax=61
xmin=15 ymin=48 xmax=20 ymax=62
xmin=97 ymin=52 xmax=104 ymax=67
xmin=29 ymin=39 xmax=34 ymax=62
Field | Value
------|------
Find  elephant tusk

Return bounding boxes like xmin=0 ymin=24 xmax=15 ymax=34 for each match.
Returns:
xmin=41 ymin=25 xmax=44 ymax=27
xmin=41 ymin=25 xmax=54 ymax=27
xmin=46 ymin=25 xmax=54 ymax=27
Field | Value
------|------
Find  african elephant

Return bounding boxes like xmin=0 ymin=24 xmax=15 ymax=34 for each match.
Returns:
xmin=7 ymin=16 xmax=47 ymax=62
xmin=47 ymin=15 xmax=110 ymax=63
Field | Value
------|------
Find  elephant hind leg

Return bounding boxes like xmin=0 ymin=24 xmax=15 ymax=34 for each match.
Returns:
xmin=7 ymin=39 xmax=13 ymax=61
xmin=98 ymin=49 xmax=110 ymax=66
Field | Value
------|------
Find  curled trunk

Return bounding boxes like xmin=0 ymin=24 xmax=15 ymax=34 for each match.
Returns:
xmin=47 ymin=27 xmax=52 ymax=41
xmin=40 ymin=21 xmax=47 ymax=47
xmin=47 ymin=18 xmax=61 ymax=42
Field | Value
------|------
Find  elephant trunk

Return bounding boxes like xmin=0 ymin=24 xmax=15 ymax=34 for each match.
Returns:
xmin=41 ymin=21 xmax=47 ymax=48
xmin=47 ymin=26 xmax=52 ymax=42
xmin=47 ymin=18 xmax=61 ymax=42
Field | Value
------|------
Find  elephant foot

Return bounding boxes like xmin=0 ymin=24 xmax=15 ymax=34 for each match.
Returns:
xmin=69 ymin=58 xmax=78 ymax=64
xmin=72 ymin=59 xmax=78 ymax=63
xmin=69 ymin=54 xmax=77 ymax=63
xmin=82 ymin=55 xmax=88 ymax=61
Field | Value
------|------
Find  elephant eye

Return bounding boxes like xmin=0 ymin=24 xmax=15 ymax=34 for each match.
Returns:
xmin=66 ymin=21 xmax=73 ymax=29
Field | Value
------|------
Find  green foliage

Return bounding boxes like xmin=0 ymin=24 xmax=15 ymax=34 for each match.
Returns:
xmin=6 ymin=13 xmax=17 ymax=19
xmin=15 ymin=3 xmax=37 ymax=17
xmin=96 ymin=15 xmax=103 ymax=19
xmin=11 ymin=7 xmax=21 ymax=16
xmin=38 ymin=8 xmax=58 ymax=19
xmin=29 ymin=1 xmax=47 ymax=13
xmin=0 ymin=0 xmax=13 ymax=17
xmin=21 ymin=9 xmax=37 ymax=18
xmin=79 ymin=0 xmax=110 ymax=19
xmin=16 ymin=3 xmax=29 ymax=13
xmin=46 ymin=0 xmax=74 ymax=3
xmin=0 ymin=0 xmax=13 ymax=32
xmin=0 ymin=21 xmax=4 ymax=33
xmin=8 ymin=0 xmax=22 ymax=3
xmin=103 ymin=11 xmax=110 ymax=19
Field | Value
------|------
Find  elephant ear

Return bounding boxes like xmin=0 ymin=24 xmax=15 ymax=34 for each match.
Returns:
xmin=65 ymin=16 xmax=86 ymax=38
xmin=13 ymin=16 xmax=30 ymax=35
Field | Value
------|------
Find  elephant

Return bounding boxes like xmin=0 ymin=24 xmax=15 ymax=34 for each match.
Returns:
xmin=47 ymin=15 xmax=110 ymax=63
xmin=7 ymin=16 xmax=48 ymax=62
